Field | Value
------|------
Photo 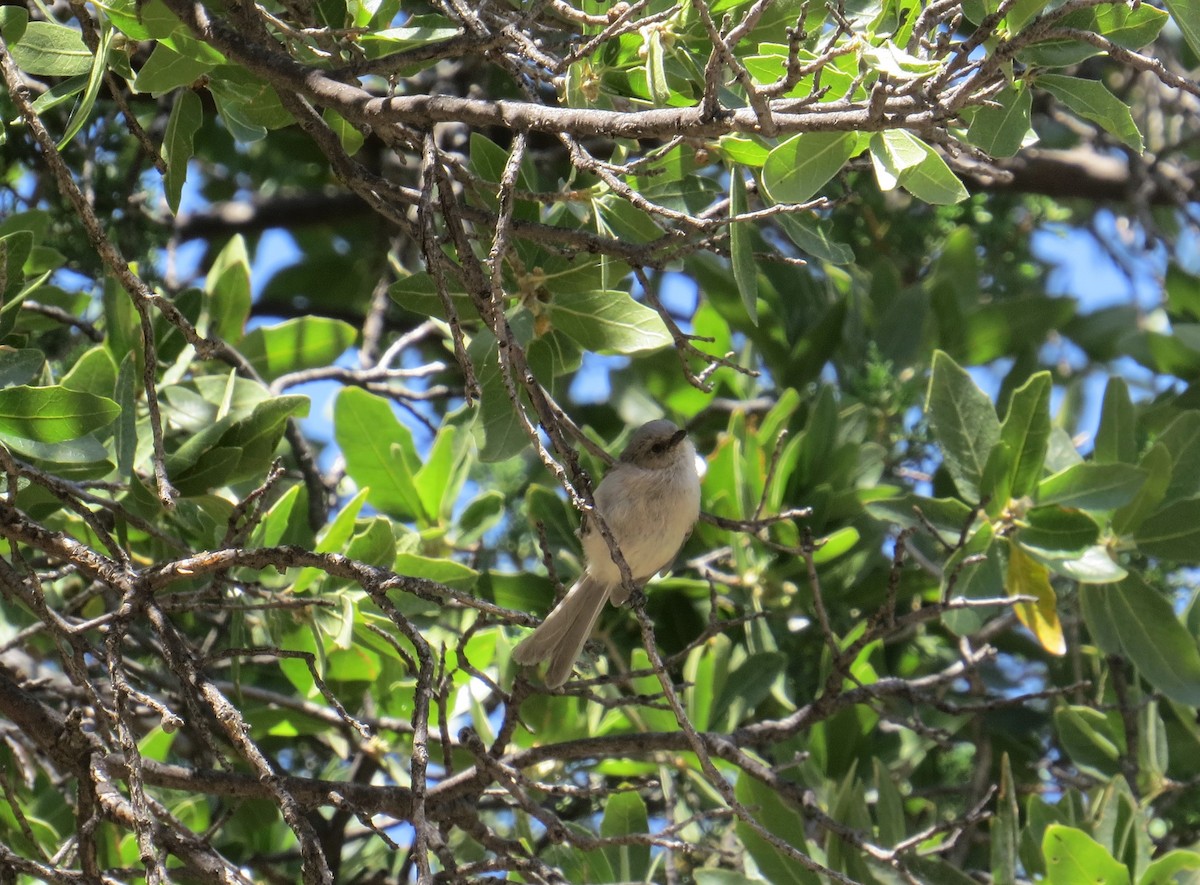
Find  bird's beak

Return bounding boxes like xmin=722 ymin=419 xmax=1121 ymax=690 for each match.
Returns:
xmin=669 ymin=428 xmax=688 ymax=448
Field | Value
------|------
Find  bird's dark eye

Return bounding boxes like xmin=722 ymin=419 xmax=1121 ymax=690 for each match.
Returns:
xmin=651 ymin=442 xmax=665 ymax=454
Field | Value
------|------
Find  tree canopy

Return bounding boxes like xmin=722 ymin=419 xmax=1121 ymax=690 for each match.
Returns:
xmin=1 ymin=0 xmax=1200 ymax=881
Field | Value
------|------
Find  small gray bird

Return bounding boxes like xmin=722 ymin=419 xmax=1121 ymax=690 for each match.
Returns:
xmin=513 ymin=419 xmax=701 ymax=687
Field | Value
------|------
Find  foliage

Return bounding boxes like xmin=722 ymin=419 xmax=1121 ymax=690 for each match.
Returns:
xmin=0 ymin=0 xmax=1199 ymax=881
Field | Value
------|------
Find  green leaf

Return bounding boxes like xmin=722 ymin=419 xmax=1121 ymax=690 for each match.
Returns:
xmin=1167 ymin=265 xmax=1200 ymax=320
xmin=61 ymin=346 xmax=117 ymax=398
xmin=733 ymin=773 xmax=819 ymax=885
xmin=10 ymin=21 xmax=93 ymax=77
xmin=322 ymin=108 xmax=363 ymax=157
xmin=0 ymin=231 xmax=33 ymax=301
xmin=762 ymin=131 xmax=856 ymax=204
xmin=1036 ymin=462 xmax=1146 ymax=511
xmin=717 ymin=135 xmax=770 ymax=167
xmin=0 ymin=6 xmax=29 ymax=45
xmin=991 ymin=753 xmax=1020 ymax=884
xmin=710 ymin=652 xmax=785 ymax=729
xmin=1037 ymin=74 xmax=1143 ymax=153
xmin=545 ymin=290 xmax=672 ymax=354
xmin=860 ymin=40 xmax=942 ymax=78
xmin=204 ymin=235 xmax=252 ymax=343
xmin=1043 ymin=825 xmax=1130 ymax=885
xmin=334 ymin=388 xmax=426 ymax=521
xmin=240 ymin=317 xmax=358 ymax=380
xmin=0 ymin=349 xmax=44 ymax=388
xmin=412 ymin=423 xmax=465 ymax=522
xmin=133 ymin=42 xmax=215 ymax=95
xmin=357 ymin=15 xmax=461 ymax=55
xmin=966 ymin=83 xmax=1032 ymax=158
xmin=94 ymin=0 xmax=178 ymax=40
xmin=172 ymin=446 xmax=242 ymax=496
xmin=869 ymin=129 xmax=926 ymax=191
xmin=1160 ymin=0 xmax=1200 ymax=59
xmin=773 ymin=213 xmax=854 ymax=264
xmin=1081 ymin=575 xmax=1200 ymax=706
xmin=470 ymin=332 xmax=528 ymax=463
xmin=1095 ymin=377 xmax=1136 ymax=463
xmin=209 ymin=72 xmax=288 ymax=143
xmin=0 ymin=385 xmax=120 ymax=443
xmin=389 ymin=271 xmax=474 ymax=319
xmin=392 ymin=553 xmax=478 ymax=589
xmin=455 ymin=490 xmax=505 ymax=544
xmin=163 ymin=90 xmax=202 ymax=215
xmin=1112 ymin=443 xmax=1170 ymax=535
xmin=645 ymin=28 xmax=669 ymax=104
xmin=1043 ymin=546 xmax=1127 ymax=584
xmin=1156 ymin=411 xmax=1200 ymax=504
xmin=898 ymin=138 xmax=969 ymax=205
xmin=729 ymin=169 xmax=759 ymax=325
xmin=221 ymin=395 xmax=308 ymax=481
xmin=863 ymin=492 xmax=975 ymax=544
xmin=59 ymin=22 xmax=112 ymax=149
xmin=600 ymin=791 xmax=650 ymax=882
xmin=1018 ymin=505 xmax=1099 ymax=555
xmin=1140 ymin=849 xmax=1200 ymax=885
xmin=345 ymin=517 xmax=396 ymax=569
xmin=1055 ymin=706 xmax=1123 ymax=779
xmin=926 ymin=350 xmax=1000 ymax=502
xmin=1000 ymin=371 xmax=1051 ymax=497
xmin=1133 ymin=498 xmax=1200 ymax=560
xmin=114 ymin=354 xmax=137 ymax=481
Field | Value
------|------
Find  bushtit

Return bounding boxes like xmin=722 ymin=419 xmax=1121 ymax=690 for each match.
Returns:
xmin=513 ymin=419 xmax=701 ymax=688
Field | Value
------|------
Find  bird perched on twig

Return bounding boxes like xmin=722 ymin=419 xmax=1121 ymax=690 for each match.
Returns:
xmin=513 ymin=419 xmax=701 ymax=688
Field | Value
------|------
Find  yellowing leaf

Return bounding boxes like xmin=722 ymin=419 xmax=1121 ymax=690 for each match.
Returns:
xmin=1006 ymin=541 xmax=1066 ymax=655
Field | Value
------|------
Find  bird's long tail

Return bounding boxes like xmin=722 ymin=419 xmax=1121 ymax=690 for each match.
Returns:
xmin=512 ymin=575 xmax=610 ymax=688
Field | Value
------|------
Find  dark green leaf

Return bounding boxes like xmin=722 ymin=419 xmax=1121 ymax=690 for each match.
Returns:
xmin=733 ymin=773 xmax=819 ymax=885
xmin=1133 ymin=498 xmax=1200 ymax=560
xmin=926 ymin=350 xmax=1000 ymax=502
xmin=1018 ymin=505 xmax=1099 ymax=554
xmin=1095 ymin=377 xmax=1136 ymax=463
xmin=709 ymin=652 xmax=785 ymax=729
xmin=773 ymin=213 xmax=854 ymax=264
xmin=1055 ymin=706 xmax=1123 ymax=778
xmin=1112 ymin=443 xmax=1170 ymax=535
xmin=60 ymin=346 xmax=117 ymax=398
xmin=991 ymin=754 xmax=1019 ymax=884
xmin=1036 ymin=462 xmax=1146 ymax=511
xmin=1081 ymin=576 xmax=1200 ymax=706
xmin=0 ymin=349 xmax=44 ymax=387
xmin=0 ymin=231 xmax=33 ymax=300
xmin=729 ymin=169 xmax=759 ymax=325
xmin=133 ymin=42 xmax=214 ymax=95
xmin=1162 ymin=0 xmax=1200 ymax=58
xmin=58 ymin=22 xmax=112 ymax=149
xmin=163 ymin=90 xmax=202 ymax=215
xmin=1000 ymin=372 xmax=1051 ymax=497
